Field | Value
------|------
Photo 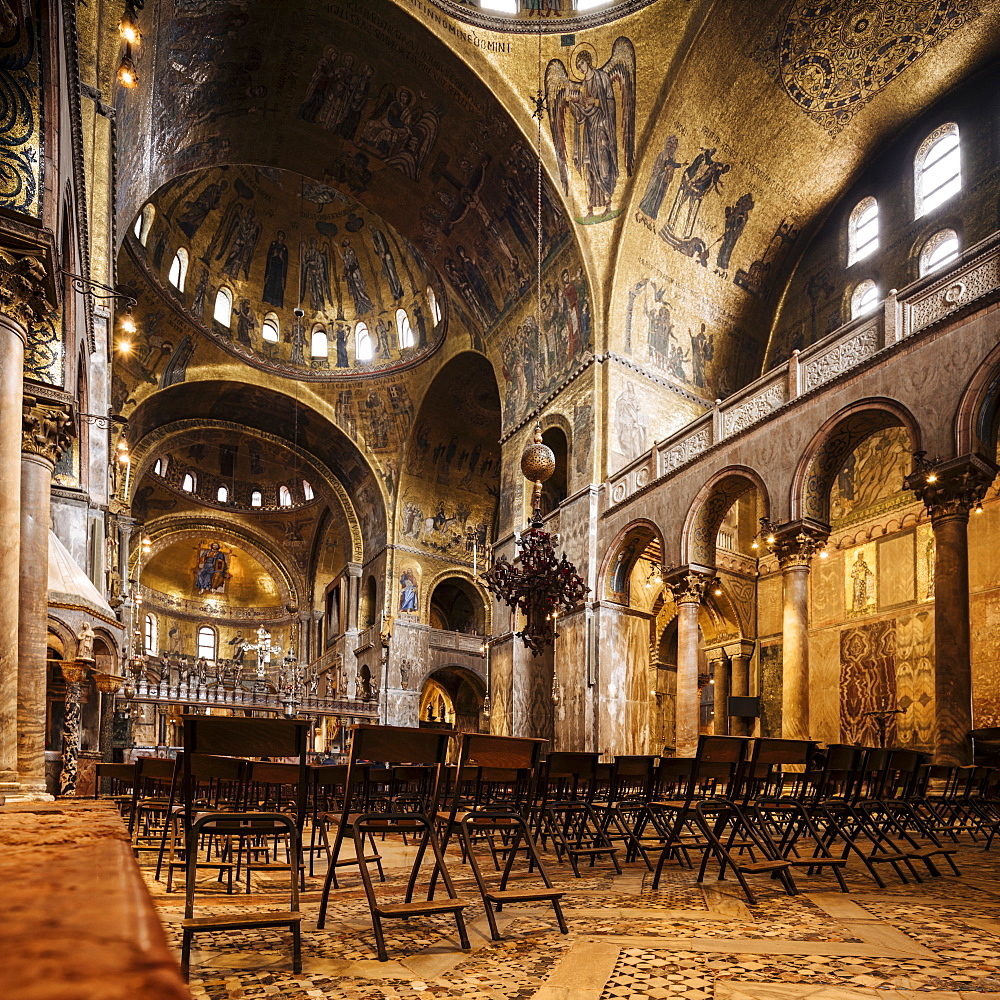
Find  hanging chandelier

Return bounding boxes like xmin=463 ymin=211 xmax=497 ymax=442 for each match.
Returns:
xmin=482 ymin=427 xmax=589 ymax=655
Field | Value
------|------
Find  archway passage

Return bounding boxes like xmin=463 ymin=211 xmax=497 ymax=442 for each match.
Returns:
xmin=419 ymin=666 xmax=486 ymax=735
xmin=429 ymin=577 xmax=484 ymax=634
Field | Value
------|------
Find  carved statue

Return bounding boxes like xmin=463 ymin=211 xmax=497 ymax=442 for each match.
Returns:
xmin=76 ymin=620 xmax=96 ymax=662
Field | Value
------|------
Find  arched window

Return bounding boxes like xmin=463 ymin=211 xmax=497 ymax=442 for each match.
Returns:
xmin=250 ymin=490 xmax=263 ymax=508
xmin=181 ymin=472 xmax=196 ymax=492
xmin=279 ymin=485 xmax=292 ymax=507
xmin=427 ymin=286 xmax=441 ymax=326
xmin=214 ymin=287 xmax=233 ymax=327
xmin=310 ymin=326 xmax=328 ymax=359
xmin=134 ymin=203 xmax=154 ymax=246
xmin=153 ymin=458 xmax=163 ymax=476
xmin=216 ymin=485 xmax=229 ymax=503
xmin=261 ymin=312 xmax=280 ymax=343
xmin=196 ymin=625 xmax=217 ymax=661
xmin=302 ymin=480 xmax=314 ymax=501
xmin=396 ymin=307 xmax=413 ymax=348
xmin=848 ymin=197 xmax=878 ymax=265
xmin=144 ymin=613 xmax=157 ymax=655
xmin=167 ymin=247 xmax=189 ymax=291
xmin=919 ymin=229 xmax=960 ymax=277
xmin=355 ymin=321 xmax=373 ymax=362
xmin=850 ymin=279 xmax=880 ymax=318
xmin=915 ymin=123 xmax=961 ymax=218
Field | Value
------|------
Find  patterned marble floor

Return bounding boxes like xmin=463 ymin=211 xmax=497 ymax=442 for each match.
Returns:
xmin=141 ymin=834 xmax=1000 ymax=1000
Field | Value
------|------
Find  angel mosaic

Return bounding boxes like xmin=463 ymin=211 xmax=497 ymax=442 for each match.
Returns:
xmin=545 ymin=38 xmax=636 ymax=222
xmin=213 ymin=201 xmax=261 ymax=281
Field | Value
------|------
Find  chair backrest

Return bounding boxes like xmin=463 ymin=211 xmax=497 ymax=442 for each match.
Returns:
xmin=742 ymin=738 xmax=818 ymax=803
xmin=181 ymin=715 xmax=310 ymax=829
xmin=610 ymin=756 xmax=656 ymax=802
xmin=686 ymin=735 xmax=750 ymax=802
xmin=451 ymin=733 xmax=547 ymax=817
xmin=94 ymin=762 xmax=135 ymax=798
xmin=341 ymin=724 xmax=455 ymax=820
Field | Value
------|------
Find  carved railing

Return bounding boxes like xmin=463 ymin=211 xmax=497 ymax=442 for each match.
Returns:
xmin=426 ymin=627 xmax=487 ymax=654
xmin=607 ymin=232 xmax=1000 ymax=508
xmin=125 ymin=674 xmax=378 ymax=718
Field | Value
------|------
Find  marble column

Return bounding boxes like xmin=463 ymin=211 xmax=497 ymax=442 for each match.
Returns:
xmin=710 ymin=652 xmax=731 ymax=735
xmin=666 ymin=570 xmax=712 ymax=756
xmin=772 ymin=523 xmax=827 ymax=743
xmin=0 ymin=316 xmax=25 ymax=793
xmin=725 ymin=639 xmax=756 ymax=737
xmin=0 ymin=254 xmax=50 ymax=793
xmin=906 ymin=456 xmax=995 ymax=765
xmin=345 ymin=563 xmax=362 ymax=632
xmin=19 ymin=397 xmax=74 ymax=794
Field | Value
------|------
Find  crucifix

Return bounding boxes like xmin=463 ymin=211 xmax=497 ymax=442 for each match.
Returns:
xmin=246 ymin=625 xmax=283 ymax=679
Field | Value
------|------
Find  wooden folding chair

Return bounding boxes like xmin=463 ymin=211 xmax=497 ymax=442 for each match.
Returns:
xmin=438 ymin=733 xmax=567 ymax=941
xmin=178 ymin=715 xmax=310 ymax=978
xmin=315 ymin=724 xmax=470 ymax=962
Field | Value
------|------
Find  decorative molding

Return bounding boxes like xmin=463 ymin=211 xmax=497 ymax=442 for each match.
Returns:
xmin=22 ymin=395 xmax=73 ymax=464
xmin=909 ymin=248 xmax=1000 ymax=335
xmin=905 ymin=454 xmax=996 ymax=522
xmin=722 ymin=381 xmax=786 ymax=437
xmin=0 ymin=248 xmax=52 ymax=330
xmin=770 ymin=520 xmax=830 ymax=569
xmin=665 ymin=568 xmax=714 ymax=606
xmin=805 ymin=327 xmax=879 ymax=391
xmin=660 ymin=427 xmax=712 ymax=476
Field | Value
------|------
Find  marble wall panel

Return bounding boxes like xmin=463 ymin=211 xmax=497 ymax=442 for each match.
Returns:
xmin=490 ymin=637 xmax=513 ymax=737
xmin=970 ymin=505 xmax=1000 ymax=592
xmin=554 ymin=612 xmax=589 ymax=752
xmin=878 ymin=531 xmax=915 ymax=610
xmin=759 ymin=642 xmax=782 ymax=737
xmin=971 ymin=590 xmax=1000 ymax=729
xmin=895 ymin=610 xmax=934 ymax=750
xmin=809 ymin=629 xmax=841 ymax=743
xmin=810 ymin=548 xmax=843 ymax=626
xmin=596 ymin=604 xmax=633 ymax=758
xmin=386 ymin=690 xmax=420 ymax=728
xmin=840 ymin=619 xmax=896 ymax=746
xmin=915 ymin=521 xmax=935 ymax=603
xmin=757 ymin=572 xmax=782 ymax=638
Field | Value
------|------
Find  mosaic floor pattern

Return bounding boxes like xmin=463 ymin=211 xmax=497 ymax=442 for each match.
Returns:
xmin=140 ymin=836 xmax=1000 ymax=999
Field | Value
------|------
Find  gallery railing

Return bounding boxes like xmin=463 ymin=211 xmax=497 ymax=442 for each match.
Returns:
xmin=606 ymin=228 xmax=1000 ymax=509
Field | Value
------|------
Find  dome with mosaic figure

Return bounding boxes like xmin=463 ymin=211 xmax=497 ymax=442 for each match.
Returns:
xmin=125 ymin=165 xmax=446 ymax=381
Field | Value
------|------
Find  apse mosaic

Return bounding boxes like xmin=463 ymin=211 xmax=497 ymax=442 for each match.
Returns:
xmin=752 ymin=0 xmax=982 ymax=134
xmin=421 ymin=0 xmax=658 ymax=33
xmin=0 ymin=6 xmax=43 ymax=220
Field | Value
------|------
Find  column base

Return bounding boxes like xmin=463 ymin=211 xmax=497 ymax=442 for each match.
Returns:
xmin=5 ymin=787 xmax=54 ymax=802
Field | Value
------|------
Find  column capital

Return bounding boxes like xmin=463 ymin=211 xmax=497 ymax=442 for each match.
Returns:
xmin=904 ymin=453 xmax=996 ymax=523
xmin=0 ymin=249 xmax=52 ymax=333
xmin=22 ymin=396 xmax=74 ymax=465
xmin=723 ymin=639 xmax=756 ymax=660
xmin=769 ymin=519 xmax=829 ymax=568
xmin=665 ymin=568 xmax=715 ymax=606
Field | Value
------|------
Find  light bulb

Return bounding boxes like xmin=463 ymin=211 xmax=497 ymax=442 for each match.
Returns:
xmin=766 ymin=535 xmax=776 ymax=545
xmin=117 ymin=339 xmax=132 ymax=353
xmin=120 ymin=312 xmax=137 ymax=334
xmin=117 ymin=53 xmax=138 ymax=88
xmin=926 ymin=474 xmax=937 ymax=483
xmin=819 ymin=550 xmax=829 ymax=558
xmin=119 ymin=14 xmax=140 ymax=45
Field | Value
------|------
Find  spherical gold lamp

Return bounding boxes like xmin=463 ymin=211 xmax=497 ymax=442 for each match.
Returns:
xmin=520 ymin=424 xmax=555 ymax=523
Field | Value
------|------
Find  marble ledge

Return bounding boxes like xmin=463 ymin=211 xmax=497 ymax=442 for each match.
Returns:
xmin=0 ymin=799 xmax=191 ymax=1000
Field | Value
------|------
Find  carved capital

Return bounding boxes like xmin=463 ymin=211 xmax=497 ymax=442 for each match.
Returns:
xmin=0 ymin=250 xmax=53 ymax=331
xmin=770 ymin=519 xmax=829 ymax=569
xmin=665 ymin=568 xmax=714 ymax=606
xmin=22 ymin=397 xmax=74 ymax=464
xmin=905 ymin=454 xmax=996 ymax=523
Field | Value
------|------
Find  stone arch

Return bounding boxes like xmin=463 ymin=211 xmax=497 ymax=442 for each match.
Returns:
xmin=600 ymin=519 xmax=665 ymax=606
xmin=681 ymin=466 xmax=771 ymax=570
xmin=424 ymin=566 xmax=491 ymax=635
xmin=955 ymin=340 xmax=1000 ymax=459
xmin=418 ymin=665 xmax=487 ymax=733
xmin=792 ymin=398 xmax=922 ymax=524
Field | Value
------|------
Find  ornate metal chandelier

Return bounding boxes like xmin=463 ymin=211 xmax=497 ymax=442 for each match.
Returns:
xmin=482 ymin=427 xmax=589 ymax=655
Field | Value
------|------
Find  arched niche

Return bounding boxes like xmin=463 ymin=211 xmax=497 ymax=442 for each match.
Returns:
xmin=683 ymin=467 xmax=770 ymax=569
xmin=428 ymin=575 xmax=485 ymax=634
xmin=794 ymin=399 xmax=922 ymax=524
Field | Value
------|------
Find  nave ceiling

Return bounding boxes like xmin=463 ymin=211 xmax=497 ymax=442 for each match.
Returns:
xmin=100 ymin=0 xmax=1000 ymax=595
